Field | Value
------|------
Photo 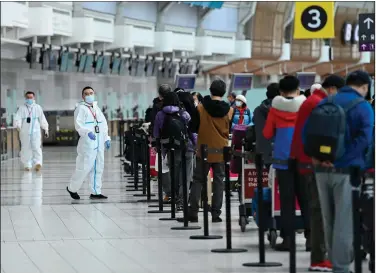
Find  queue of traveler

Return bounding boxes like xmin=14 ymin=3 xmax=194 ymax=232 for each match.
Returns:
xmin=149 ymin=71 xmax=374 ymax=273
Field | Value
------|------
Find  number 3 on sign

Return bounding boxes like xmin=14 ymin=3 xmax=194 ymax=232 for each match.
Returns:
xmin=294 ymin=2 xmax=335 ymax=39
xmin=308 ymin=9 xmax=321 ymax=29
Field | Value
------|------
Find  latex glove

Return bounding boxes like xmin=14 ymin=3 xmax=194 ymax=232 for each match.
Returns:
xmin=105 ymin=140 xmax=111 ymax=150
xmin=44 ymin=130 xmax=49 ymax=138
xmin=88 ymin=132 xmax=96 ymax=140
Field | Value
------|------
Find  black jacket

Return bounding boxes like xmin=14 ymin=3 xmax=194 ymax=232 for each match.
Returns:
xmin=252 ymin=99 xmax=273 ymax=162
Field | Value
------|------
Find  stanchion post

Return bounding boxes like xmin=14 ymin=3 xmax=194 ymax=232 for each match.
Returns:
xmin=350 ymin=166 xmax=362 ymax=273
xmin=148 ymin=138 xmax=171 ymax=214
xmin=133 ymin=130 xmax=139 ymax=191
xmin=136 ymin=135 xmax=157 ymax=202
xmin=212 ymin=146 xmax=247 ymax=253
xmin=243 ymin=153 xmax=282 ymax=267
xmin=190 ymin=144 xmax=223 ymax=240
xmin=160 ymin=137 xmax=177 ymax=221
xmin=134 ymin=134 xmax=153 ymax=197
xmin=171 ymin=139 xmax=201 ymax=230
xmin=288 ymin=158 xmax=297 ymax=273
xmin=116 ymin=120 xmax=123 ymax=157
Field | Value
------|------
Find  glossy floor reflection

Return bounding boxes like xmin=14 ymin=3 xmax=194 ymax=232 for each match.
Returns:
xmin=1 ymin=144 xmax=371 ymax=273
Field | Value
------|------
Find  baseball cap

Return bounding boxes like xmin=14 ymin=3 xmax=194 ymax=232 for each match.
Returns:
xmin=322 ymin=75 xmax=345 ymax=89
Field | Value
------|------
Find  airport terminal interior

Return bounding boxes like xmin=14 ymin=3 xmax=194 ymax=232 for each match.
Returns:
xmin=1 ymin=1 xmax=375 ymax=273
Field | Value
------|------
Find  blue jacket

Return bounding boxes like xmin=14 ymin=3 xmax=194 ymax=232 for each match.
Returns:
xmin=315 ymin=87 xmax=374 ymax=169
xmin=231 ymin=107 xmax=253 ymax=129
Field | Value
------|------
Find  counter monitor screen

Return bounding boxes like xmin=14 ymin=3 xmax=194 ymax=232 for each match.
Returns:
xmin=66 ymin=52 xmax=75 ymax=72
xmin=111 ymin=57 xmax=120 ymax=74
xmin=95 ymin=56 xmax=104 ymax=74
xmin=119 ymin=58 xmax=127 ymax=76
xmin=78 ymin=55 xmax=87 ymax=72
xmin=59 ymin=52 xmax=68 ymax=72
xmin=175 ymin=74 xmax=196 ymax=91
xmin=84 ymin=55 xmax=93 ymax=73
xmin=232 ymin=74 xmax=253 ymax=91
xmin=297 ymin=73 xmax=316 ymax=90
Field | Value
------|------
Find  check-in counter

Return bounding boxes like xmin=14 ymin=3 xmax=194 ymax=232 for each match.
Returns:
xmin=1 ymin=127 xmax=20 ymax=161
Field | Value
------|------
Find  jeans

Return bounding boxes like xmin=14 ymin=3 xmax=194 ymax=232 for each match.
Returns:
xmin=177 ymin=152 xmax=194 ymax=205
xmin=315 ymin=172 xmax=354 ymax=273
xmin=189 ymin=157 xmax=225 ymax=218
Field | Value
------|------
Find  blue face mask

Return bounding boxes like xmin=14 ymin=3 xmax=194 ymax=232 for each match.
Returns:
xmin=85 ymin=95 xmax=95 ymax=104
xmin=25 ymin=99 xmax=34 ymax=105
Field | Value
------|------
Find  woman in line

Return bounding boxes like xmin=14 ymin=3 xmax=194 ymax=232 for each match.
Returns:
xmin=192 ymin=92 xmax=203 ymax=107
xmin=231 ymin=95 xmax=253 ymax=130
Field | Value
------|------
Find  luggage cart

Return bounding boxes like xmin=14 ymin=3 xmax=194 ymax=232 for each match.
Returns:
xmin=238 ymin=145 xmax=269 ymax=232
xmin=252 ymin=169 xmax=304 ymax=249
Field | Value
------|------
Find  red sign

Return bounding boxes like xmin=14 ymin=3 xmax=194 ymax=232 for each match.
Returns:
xmin=244 ymin=167 xmax=269 ymax=199
xmin=273 ymin=178 xmax=301 ymax=215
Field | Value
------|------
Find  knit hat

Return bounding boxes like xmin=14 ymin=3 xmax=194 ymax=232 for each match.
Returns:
xmin=310 ymin=83 xmax=322 ymax=92
xmin=236 ymin=95 xmax=247 ymax=104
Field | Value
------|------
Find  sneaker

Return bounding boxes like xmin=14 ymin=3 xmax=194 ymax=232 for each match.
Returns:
xmin=90 ymin=194 xmax=108 ymax=200
xmin=35 ymin=164 xmax=42 ymax=172
xmin=24 ymin=167 xmax=31 ymax=172
xmin=212 ymin=217 xmax=222 ymax=223
xmin=309 ymin=260 xmax=332 ymax=272
xmin=163 ymin=195 xmax=171 ymax=201
xmin=66 ymin=187 xmax=80 ymax=200
xmin=176 ymin=203 xmax=183 ymax=212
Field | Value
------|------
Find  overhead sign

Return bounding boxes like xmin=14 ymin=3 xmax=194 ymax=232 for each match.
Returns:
xmin=358 ymin=13 xmax=375 ymax=52
xmin=294 ymin=2 xmax=335 ymax=39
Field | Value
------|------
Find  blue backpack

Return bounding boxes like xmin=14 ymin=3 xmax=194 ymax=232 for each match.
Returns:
xmin=304 ymin=96 xmax=364 ymax=162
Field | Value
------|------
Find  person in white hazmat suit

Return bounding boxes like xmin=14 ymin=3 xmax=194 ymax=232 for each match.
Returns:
xmin=66 ymin=86 xmax=111 ymax=200
xmin=13 ymin=91 xmax=49 ymax=172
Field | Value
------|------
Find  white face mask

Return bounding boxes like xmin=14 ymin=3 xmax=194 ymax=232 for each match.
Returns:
xmin=235 ymin=101 xmax=243 ymax=107
xmin=194 ymin=101 xmax=198 ymax=107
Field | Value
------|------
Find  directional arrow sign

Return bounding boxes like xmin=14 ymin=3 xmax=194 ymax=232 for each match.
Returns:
xmin=364 ymin=17 xmax=374 ymax=29
xmin=359 ymin=13 xmax=375 ymax=52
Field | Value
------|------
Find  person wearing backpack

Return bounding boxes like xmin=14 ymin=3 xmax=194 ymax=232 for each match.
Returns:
xmin=290 ymin=75 xmax=345 ymax=272
xmin=303 ymin=71 xmax=374 ymax=273
xmin=231 ymin=95 xmax=253 ymax=130
xmin=151 ymin=84 xmax=172 ymax=139
xmin=263 ymin=75 xmax=306 ymax=251
xmin=153 ymin=92 xmax=192 ymax=208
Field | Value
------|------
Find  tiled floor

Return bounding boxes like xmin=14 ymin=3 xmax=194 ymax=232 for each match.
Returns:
xmin=0 ymin=144 xmax=371 ymax=273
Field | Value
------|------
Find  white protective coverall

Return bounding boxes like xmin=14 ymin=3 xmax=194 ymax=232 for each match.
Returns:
xmin=13 ymin=103 xmax=49 ymax=168
xmin=68 ymin=101 xmax=110 ymax=195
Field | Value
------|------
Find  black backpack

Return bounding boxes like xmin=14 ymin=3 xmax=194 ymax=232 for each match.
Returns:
xmin=160 ymin=112 xmax=188 ymax=148
xmin=304 ymin=96 xmax=364 ymax=162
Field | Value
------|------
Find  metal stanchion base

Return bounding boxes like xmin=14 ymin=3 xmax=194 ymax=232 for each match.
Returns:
xmin=171 ymin=226 xmax=201 ymax=230
xmin=133 ymin=193 xmax=155 ymax=197
xmin=190 ymin=235 xmax=223 ymax=240
xmin=137 ymin=199 xmax=158 ymax=203
xmin=243 ymin=262 xmax=283 ymax=267
xmin=148 ymin=210 xmax=171 ymax=214
xmin=115 ymin=155 xmax=122 ymax=158
xmin=159 ymin=217 xmax=176 ymax=221
xmin=211 ymin=248 xmax=247 ymax=253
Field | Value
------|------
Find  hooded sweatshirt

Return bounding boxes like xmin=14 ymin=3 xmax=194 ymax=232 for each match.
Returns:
xmin=290 ymin=88 xmax=328 ymax=174
xmin=253 ymin=98 xmax=273 ymax=162
xmin=197 ymin=95 xmax=234 ymax=163
xmin=263 ymin=95 xmax=306 ymax=169
xmin=153 ymin=106 xmax=196 ymax=152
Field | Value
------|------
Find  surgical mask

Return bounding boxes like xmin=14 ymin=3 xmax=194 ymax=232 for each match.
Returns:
xmin=85 ymin=95 xmax=95 ymax=104
xmin=194 ymin=101 xmax=198 ymax=107
xmin=235 ymin=101 xmax=243 ymax=107
xmin=25 ymin=99 xmax=34 ymax=105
